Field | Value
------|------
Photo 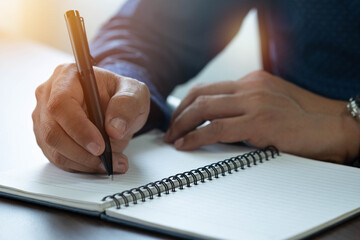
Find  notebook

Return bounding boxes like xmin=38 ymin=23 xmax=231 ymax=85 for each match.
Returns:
xmin=1 ymin=130 xmax=360 ymax=240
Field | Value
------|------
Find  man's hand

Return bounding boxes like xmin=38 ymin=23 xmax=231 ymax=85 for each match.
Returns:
xmin=164 ymin=70 xmax=360 ymax=164
xmin=32 ymin=64 xmax=150 ymax=173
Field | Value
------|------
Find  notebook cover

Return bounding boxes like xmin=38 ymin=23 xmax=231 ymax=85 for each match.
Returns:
xmin=0 ymin=191 xmax=102 ymax=217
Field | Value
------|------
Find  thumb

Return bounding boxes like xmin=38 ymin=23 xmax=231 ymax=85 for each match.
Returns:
xmin=105 ymin=77 xmax=150 ymax=140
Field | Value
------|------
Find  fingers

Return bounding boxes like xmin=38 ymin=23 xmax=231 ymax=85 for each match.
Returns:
xmin=165 ymin=93 xmax=249 ymax=143
xmin=165 ymin=84 xmax=294 ymax=150
xmin=39 ymin=119 xmax=102 ymax=168
xmin=47 ymin=64 xmax=106 ymax=156
xmin=44 ymin=148 xmax=128 ymax=174
xmin=166 ymin=71 xmax=345 ymax=158
xmin=45 ymin=143 xmax=129 ymax=174
xmin=47 ymin=94 xmax=105 ymax=155
xmin=35 ymin=111 xmax=129 ymax=173
xmin=32 ymin=64 xmax=135 ymax=174
xmin=173 ymin=117 xmax=250 ymax=151
xmin=48 ymin=150 xmax=103 ymax=173
xmin=171 ymin=81 xmax=237 ymax=123
xmin=105 ymin=77 xmax=150 ymax=140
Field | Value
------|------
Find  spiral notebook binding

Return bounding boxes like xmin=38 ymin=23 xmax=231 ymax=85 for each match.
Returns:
xmin=102 ymin=146 xmax=279 ymax=209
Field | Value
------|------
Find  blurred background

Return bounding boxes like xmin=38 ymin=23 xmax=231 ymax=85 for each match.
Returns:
xmin=0 ymin=0 xmax=261 ymax=98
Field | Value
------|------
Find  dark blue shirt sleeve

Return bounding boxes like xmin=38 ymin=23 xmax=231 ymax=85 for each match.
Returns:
xmin=90 ymin=0 xmax=251 ymax=132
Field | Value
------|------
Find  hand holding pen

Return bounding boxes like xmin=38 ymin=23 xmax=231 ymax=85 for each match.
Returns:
xmin=31 ymin=11 xmax=150 ymax=175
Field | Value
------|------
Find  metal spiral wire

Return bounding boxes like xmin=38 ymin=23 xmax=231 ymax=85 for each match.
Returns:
xmin=102 ymin=146 xmax=279 ymax=209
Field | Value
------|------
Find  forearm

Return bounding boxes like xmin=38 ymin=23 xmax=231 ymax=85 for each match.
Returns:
xmin=90 ymin=0 xmax=251 ymax=131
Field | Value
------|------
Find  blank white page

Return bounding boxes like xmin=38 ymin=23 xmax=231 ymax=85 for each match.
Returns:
xmin=0 ymin=130 xmax=249 ymax=211
xmin=106 ymin=154 xmax=360 ymax=240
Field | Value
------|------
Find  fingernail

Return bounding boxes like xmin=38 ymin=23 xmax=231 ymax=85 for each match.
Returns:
xmin=110 ymin=118 xmax=126 ymax=138
xmin=113 ymin=153 xmax=127 ymax=173
xmin=116 ymin=162 xmax=126 ymax=173
xmin=86 ymin=142 xmax=101 ymax=155
xmin=174 ymin=138 xmax=184 ymax=149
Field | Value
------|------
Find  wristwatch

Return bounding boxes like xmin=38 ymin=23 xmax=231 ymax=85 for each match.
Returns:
xmin=347 ymin=95 xmax=360 ymax=120
xmin=346 ymin=95 xmax=360 ymax=167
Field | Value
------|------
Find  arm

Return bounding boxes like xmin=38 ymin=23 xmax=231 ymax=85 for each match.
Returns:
xmin=32 ymin=0 xmax=252 ymax=173
xmin=91 ymin=0 xmax=252 ymax=131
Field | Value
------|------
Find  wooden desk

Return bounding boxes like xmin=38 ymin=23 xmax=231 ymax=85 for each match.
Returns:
xmin=0 ymin=196 xmax=359 ymax=240
xmin=0 ymin=38 xmax=359 ymax=240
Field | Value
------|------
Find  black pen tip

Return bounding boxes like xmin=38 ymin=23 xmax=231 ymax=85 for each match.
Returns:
xmin=100 ymin=142 xmax=113 ymax=176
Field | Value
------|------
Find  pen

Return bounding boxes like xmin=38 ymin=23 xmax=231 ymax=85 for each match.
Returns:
xmin=65 ymin=10 xmax=113 ymax=178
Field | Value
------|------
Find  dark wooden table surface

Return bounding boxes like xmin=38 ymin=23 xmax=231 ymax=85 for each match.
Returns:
xmin=1 ymin=196 xmax=359 ymax=240
xmin=1 ymin=38 xmax=360 ymax=240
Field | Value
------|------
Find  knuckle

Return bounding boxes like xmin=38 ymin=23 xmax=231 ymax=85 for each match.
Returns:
xmin=248 ymin=90 xmax=269 ymax=105
xmin=138 ymin=82 xmax=151 ymax=109
xmin=43 ymin=122 xmax=61 ymax=148
xmin=31 ymin=109 xmax=38 ymax=122
xmin=139 ymin=81 xmax=150 ymax=97
xmin=243 ymin=70 xmax=270 ymax=89
xmin=210 ymin=120 xmax=224 ymax=135
xmin=53 ymin=64 xmax=65 ymax=74
xmin=109 ymin=94 xmax=141 ymax=121
xmin=114 ymin=94 xmax=137 ymax=108
xmin=248 ymin=70 xmax=270 ymax=81
xmin=53 ymin=64 xmax=67 ymax=76
xmin=252 ymin=69 xmax=268 ymax=78
xmin=188 ymin=83 xmax=205 ymax=97
xmin=34 ymin=134 xmax=42 ymax=149
xmin=193 ymin=83 xmax=206 ymax=90
xmin=193 ymin=95 xmax=209 ymax=112
xmin=55 ymin=63 xmax=76 ymax=73
xmin=33 ymin=126 xmax=44 ymax=148
xmin=55 ymin=63 xmax=69 ymax=70
xmin=47 ymin=95 xmax=66 ymax=115
xmin=35 ymin=84 xmax=45 ymax=101
xmin=116 ymin=91 xmax=147 ymax=116
xmin=52 ymin=63 xmax=78 ymax=81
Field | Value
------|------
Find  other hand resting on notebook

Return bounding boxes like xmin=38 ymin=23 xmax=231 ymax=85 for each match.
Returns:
xmin=32 ymin=64 xmax=150 ymax=173
xmin=164 ymin=70 xmax=360 ymax=164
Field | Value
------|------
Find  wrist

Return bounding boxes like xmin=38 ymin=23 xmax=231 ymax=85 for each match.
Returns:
xmin=341 ymin=108 xmax=360 ymax=164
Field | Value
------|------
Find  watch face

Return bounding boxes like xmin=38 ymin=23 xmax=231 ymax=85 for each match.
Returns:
xmin=355 ymin=95 xmax=360 ymax=106
xmin=348 ymin=95 xmax=360 ymax=119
